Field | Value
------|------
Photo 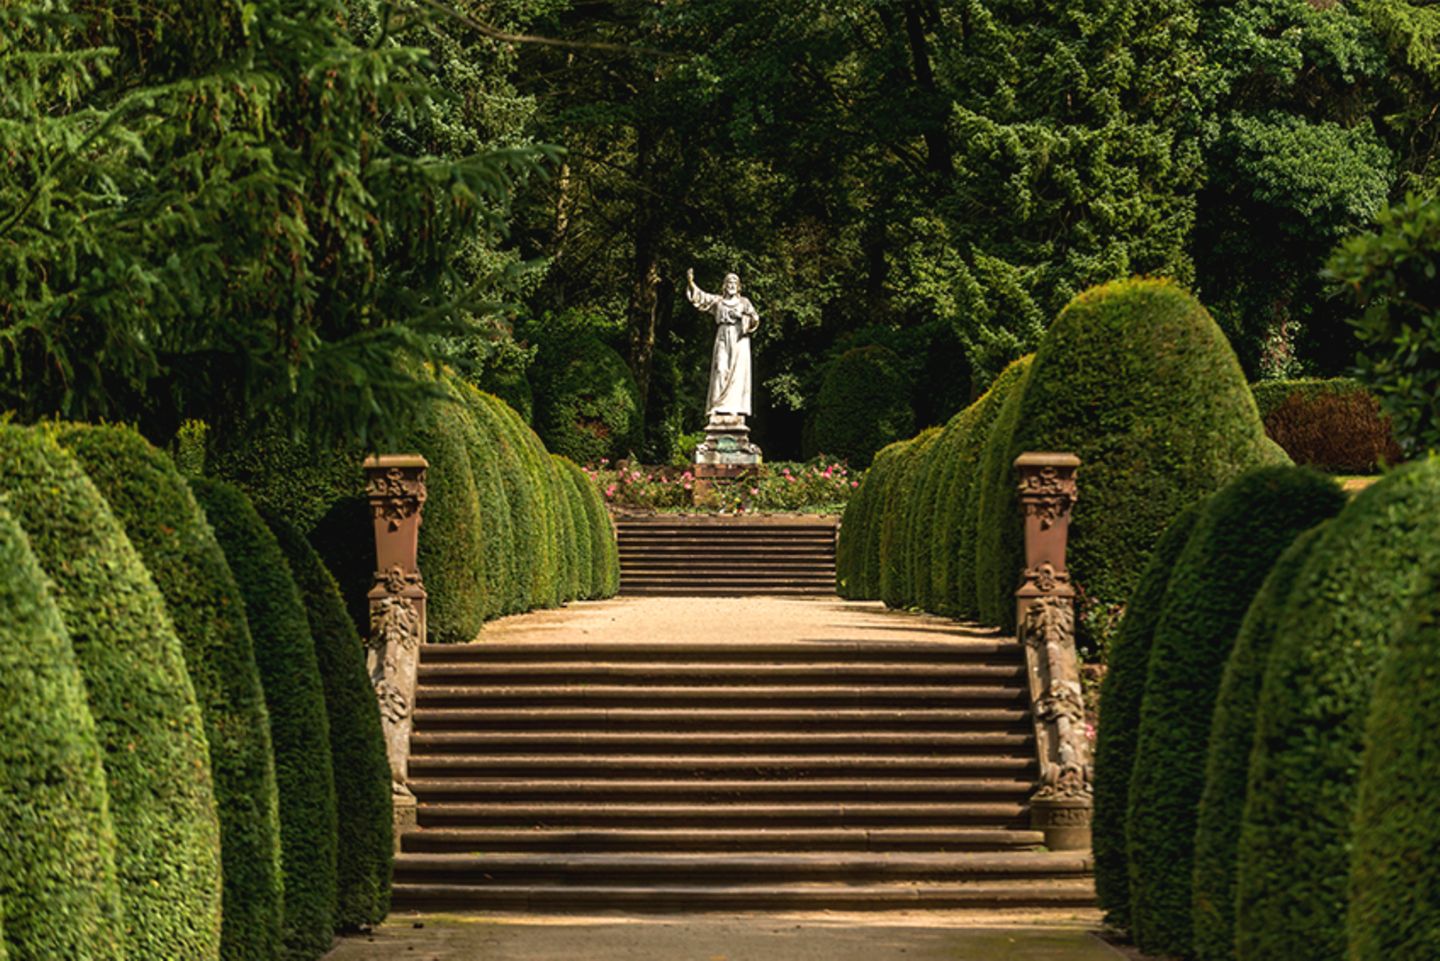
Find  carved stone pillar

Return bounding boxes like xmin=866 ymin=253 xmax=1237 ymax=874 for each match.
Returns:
xmin=1014 ymin=452 xmax=1092 ymax=850
xmin=364 ymin=455 xmax=428 ymax=844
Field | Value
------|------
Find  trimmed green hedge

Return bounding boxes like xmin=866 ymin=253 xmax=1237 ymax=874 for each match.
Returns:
xmin=560 ymin=460 xmax=606 ymax=598
xmin=973 ymin=357 xmax=1035 ymax=626
xmin=450 ymin=378 xmax=517 ymax=618
xmin=554 ymin=455 xmax=589 ymax=601
xmin=1125 ymin=467 xmax=1344 ymax=956
xmin=192 ymin=478 xmax=339 ymax=960
xmin=946 ymin=356 xmax=1031 ymax=618
xmin=880 ymin=428 xmax=940 ymax=608
xmin=531 ymin=333 xmax=643 ymax=465
xmin=57 ymin=424 xmax=284 ymax=961
xmin=575 ymin=463 xmax=620 ymax=597
xmin=1191 ymin=523 xmax=1329 ymax=961
xmin=1091 ymin=501 xmax=1203 ymax=929
xmin=208 ymin=419 xmax=366 ymax=534
xmin=812 ymin=345 xmax=916 ymax=469
xmin=837 ymin=438 xmax=913 ymax=599
xmin=1234 ymin=456 xmax=1440 ymax=961
xmin=906 ymin=410 xmax=970 ymax=612
xmin=476 ymin=390 xmax=556 ymax=612
xmin=1251 ymin=377 xmax=1401 ymax=473
xmin=1349 ymin=563 xmax=1440 ymax=960
xmin=401 ymin=390 xmax=488 ymax=643
xmin=0 ymin=426 xmax=222 ymax=960
xmin=262 ymin=511 xmax=392 ymax=931
xmin=985 ymin=279 xmax=1284 ymax=633
xmin=0 ymin=503 xmax=124 ymax=961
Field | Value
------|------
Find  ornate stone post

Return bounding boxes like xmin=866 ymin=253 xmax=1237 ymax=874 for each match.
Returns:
xmin=1014 ymin=452 xmax=1092 ymax=850
xmin=364 ymin=455 xmax=428 ymax=842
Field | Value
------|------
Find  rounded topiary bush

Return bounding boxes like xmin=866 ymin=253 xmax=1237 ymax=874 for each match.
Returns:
xmin=575 ymin=463 xmax=620 ymax=597
xmin=554 ymin=455 xmax=590 ymax=601
xmin=57 ymin=424 xmax=284 ymax=961
xmin=191 ymin=478 xmax=338 ymax=960
xmin=944 ymin=356 xmax=1031 ymax=619
xmin=812 ymin=345 xmax=915 ymax=469
xmin=1252 ymin=377 xmax=1402 ymax=473
xmin=0 ymin=425 xmax=221 ymax=961
xmin=262 ymin=511 xmax=392 ymax=931
xmin=1091 ymin=501 xmax=1203 ymax=930
xmin=906 ymin=410 xmax=970 ymax=612
xmin=1191 ymin=523 xmax=1329 ymax=961
xmin=450 ymin=378 xmax=517 ymax=619
xmin=402 ymin=390 xmax=488 ymax=642
xmin=837 ymin=438 xmax=912 ymax=599
xmin=1126 ymin=467 xmax=1345 ymax=956
xmin=987 ymin=279 xmax=1286 ymax=634
xmin=532 ymin=333 xmax=642 ymax=465
xmin=1234 ymin=456 xmax=1440 ymax=961
xmin=880 ymin=428 xmax=940 ymax=609
xmin=0 ymin=503 xmax=124 ymax=961
xmin=973 ymin=358 xmax=1034 ymax=626
xmin=545 ymin=456 xmax=580 ymax=604
xmin=470 ymin=391 xmax=554 ymax=612
xmin=560 ymin=460 xmax=604 ymax=599
xmin=1349 ymin=561 xmax=1440 ymax=960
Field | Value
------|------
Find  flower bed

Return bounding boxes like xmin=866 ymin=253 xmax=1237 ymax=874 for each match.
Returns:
xmin=588 ymin=458 xmax=860 ymax=515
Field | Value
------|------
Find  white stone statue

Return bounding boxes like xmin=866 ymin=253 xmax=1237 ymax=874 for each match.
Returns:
xmin=687 ymin=268 xmax=759 ymax=422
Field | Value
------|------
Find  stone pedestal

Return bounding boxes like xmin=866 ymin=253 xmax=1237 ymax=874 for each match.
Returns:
xmin=1013 ymin=452 xmax=1092 ymax=851
xmin=693 ymin=415 xmax=762 ymax=509
xmin=363 ymin=454 xmax=428 ymax=852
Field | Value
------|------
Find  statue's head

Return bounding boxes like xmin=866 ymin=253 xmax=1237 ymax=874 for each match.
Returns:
xmin=723 ymin=273 xmax=741 ymax=295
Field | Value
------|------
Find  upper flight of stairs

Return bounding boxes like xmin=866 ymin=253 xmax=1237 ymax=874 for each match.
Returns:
xmin=391 ymin=638 xmax=1096 ymax=913
xmin=616 ymin=516 xmax=838 ymax=596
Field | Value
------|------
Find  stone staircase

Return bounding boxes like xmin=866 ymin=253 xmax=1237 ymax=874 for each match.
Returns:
xmin=616 ymin=516 xmax=837 ymax=596
xmin=391 ymin=638 xmax=1095 ymax=912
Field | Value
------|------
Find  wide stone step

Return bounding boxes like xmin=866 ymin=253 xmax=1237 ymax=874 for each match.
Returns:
xmin=417 ymin=640 xmax=1018 ymax=661
xmin=391 ymin=879 xmax=1095 ymax=912
xmin=413 ymin=683 xmax=1028 ymax=709
xmin=410 ymin=706 xmax=1033 ymax=732
xmin=409 ymin=731 xmax=1033 ymax=756
xmin=400 ymin=825 xmax=1046 ymax=853
xmin=407 ymin=754 xmax=1038 ymax=780
xmin=407 ymin=777 xmax=1036 ymax=803
xmin=619 ymin=585 xmax=838 ymax=596
xmin=393 ymin=850 xmax=1091 ymax=886
xmin=415 ymin=800 xmax=1032 ymax=828
xmin=415 ymin=661 xmax=1026 ymax=685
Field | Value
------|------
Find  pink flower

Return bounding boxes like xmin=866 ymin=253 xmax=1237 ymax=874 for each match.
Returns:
xmin=750 ymin=487 xmax=760 ymax=495
xmin=851 ymin=480 xmax=859 ymax=488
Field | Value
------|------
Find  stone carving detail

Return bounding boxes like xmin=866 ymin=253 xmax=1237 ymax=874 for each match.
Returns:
xmin=1022 ymin=596 xmax=1092 ymax=801
xmin=1022 ymin=562 xmax=1071 ymax=595
xmin=1016 ymin=463 xmax=1077 ymax=530
xmin=367 ymin=466 xmax=428 ymax=530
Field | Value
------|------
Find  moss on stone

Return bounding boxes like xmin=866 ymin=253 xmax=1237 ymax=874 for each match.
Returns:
xmin=0 ymin=503 xmax=125 ymax=961
xmin=0 ymin=425 xmax=221 ymax=960
xmin=57 ymin=424 xmax=283 ymax=961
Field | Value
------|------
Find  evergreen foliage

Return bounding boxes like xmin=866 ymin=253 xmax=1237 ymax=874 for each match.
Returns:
xmin=56 ymin=424 xmax=284 ymax=961
xmin=1235 ymin=456 xmax=1440 ymax=961
xmin=0 ymin=426 xmax=221 ymax=960
xmin=191 ymin=478 xmax=338 ymax=960
xmin=554 ymin=455 xmax=590 ymax=601
xmin=448 ymin=378 xmax=517 ymax=619
xmin=531 ymin=334 xmax=643 ymax=465
xmin=906 ymin=410 xmax=969 ymax=612
xmin=1327 ymin=193 xmax=1440 ymax=455
xmin=401 ymin=391 xmax=488 ymax=643
xmin=880 ymin=428 xmax=940 ymax=608
xmin=1091 ymin=502 xmax=1204 ymax=929
xmin=812 ymin=345 xmax=915 ymax=469
xmin=0 ymin=0 xmax=546 ymax=447
xmin=560 ymin=460 xmax=604 ymax=599
xmin=261 ymin=512 xmax=392 ymax=931
xmin=1191 ymin=524 xmax=1329 ymax=961
xmin=477 ymin=390 xmax=556 ymax=612
xmin=1349 ymin=562 xmax=1440 ymax=960
xmin=836 ymin=439 xmax=913 ymax=599
xmin=973 ymin=359 xmax=1034 ymax=627
xmin=0 ymin=504 xmax=124 ymax=961
xmin=1125 ymin=467 xmax=1344 ymax=956
xmin=945 ymin=356 xmax=1031 ymax=618
xmin=992 ymin=279 xmax=1284 ymax=633
xmin=1252 ymin=377 xmax=1401 ymax=472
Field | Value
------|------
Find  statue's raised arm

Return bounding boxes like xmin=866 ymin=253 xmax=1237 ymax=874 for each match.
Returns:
xmin=686 ymin=267 xmax=719 ymax=312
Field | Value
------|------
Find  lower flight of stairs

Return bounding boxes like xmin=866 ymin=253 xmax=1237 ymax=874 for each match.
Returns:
xmin=391 ymin=639 xmax=1095 ymax=912
xmin=616 ymin=516 xmax=837 ymax=596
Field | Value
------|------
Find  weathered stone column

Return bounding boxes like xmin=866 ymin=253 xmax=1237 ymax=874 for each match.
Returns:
xmin=364 ymin=455 xmax=428 ymax=843
xmin=1014 ymin=452 xmax=1092 ymax=850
